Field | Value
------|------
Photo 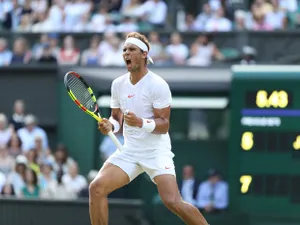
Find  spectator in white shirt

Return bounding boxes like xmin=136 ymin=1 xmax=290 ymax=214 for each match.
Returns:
xmin=195 ymin=3 xmax=212 ymax=31
xmin=7 ymin=154 xmax=27 ymax=196
xmin=138 ymin=0 xmax=167 ymax=28
xmin=100 ymin=37 xmax=125 ymax=67
xmin=196 ymin=169 xmax=229 ymax=213
xmin=204 ymin=7 xmax=232 ymax=32
xmin=178 ymin=165 xmax=200 ymax=206
xmin=62 ymin=162 xmax=87 ymax=195
xmin=165 ymin=32 xmax=189 ymax=65
xmin=117 ymin=16 xmax=139 ymax=32
xmin=17 ymin=114 xmax=49 ymax=153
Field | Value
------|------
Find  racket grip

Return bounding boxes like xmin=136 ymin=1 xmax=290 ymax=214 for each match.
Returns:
xmin=107 ymin=130 xmax=123 ymax=152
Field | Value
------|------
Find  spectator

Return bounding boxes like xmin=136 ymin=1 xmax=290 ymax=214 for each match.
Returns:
xmin=16 ymin=14 xmax=32 ymax=32
xmin=32 ymin=34 xmax=49 ymax=60
xmin=101 ymin=36 xmax=125 ymax=66
xmin=31 ymin=0 xmax=48 ymax=14
xmin=196 ymin=169 xmax=229 ymax=213
xmin=179 ymin=13 xmax=201 ymax=32
xmin=7 ymin=133 xmax=22 ymax=157
xmin=195 ymin=3 xmax=212 ymax=31
xmin=89 ymin=4 xmax=109 ymax=32
xmin=20 ymin=0 xmax=33 ymax=16
xmin=21 ymin=168 xmax=40 ymax=198
xmin=48 ymin=33 xmax=60 ymax=55
xmin=34 ymin=136 xmax=51 ymax=164
xmin=1 ymin=182 xmax=15 ymax=197
xmin=204 ymin=7 xmax=232 ymax=32
xmin=41 ymin=169 xmax=76 ymax=200
xmin=2 ymin=0 xmax=22 ymax=31
xmin=0 ymin=38 xmax=13 ymax=66
xmin=38 ymin=43 xmax=57 ymax=63
xmin=73 ymin=13 xmax=92 ymax=32
xmin=117 ymin=16 xmax=139 ymax=32
xmin=57 ymin=35 xmax=80 ymax=65
xmin=26 ymin=149 xmax=40 ymax=175
xmin=208 ymin=0 xmax=222 ymax=12
xmin=0 ymin=113 xmax=13 ymax=146
xmin=234 ymin=10 xmax=247 ymax=30
xmin=178 ymin=165 xmax=200 ymax=206
xmin=9 ymin=99 xmax=26 ymax=131
xmin=98 ymin=32 xmax=117 ymax=62
xmin=252 ymin=13 xmax=273 ymax=31
xmin=187 ymin=35 xmax=223 ymax=67
xmin=0 ymin=170 xmax=6 ymax=192
xmin=251 ymin=0 xmax=273 ymax=19
xmin=48 ymin=0 xmax=65 ymax=30
xmin=17 ymin=114 xmax=49 ymax=153
xmin=81 ymin=35 xmax=101 ymax=66
xmin=265 ymin=0 xmax=287 ymax=30
xmin=147 ymin=31 xmax=168 ymax=65
xmin=10 ymin=37 xmax=32 ymax=64
xmin=38 ymin=160 xmax=56 ymax=192
xmin=52 ymin=144 xmax=75 ymax=174
xmin=7 ymin=155 xmax=27 ymax=197
xmin=31 ymin=11 xmax=55 ymax=32
xmin=165 ymin=32 xmax=189 ymax=65
xmin=139 ymin=0 xmax=167 ymax=28
xmin=121 ymin=0 xmax=142 ymax=17
xmin=0 ymin=144 xmax=15 ymax=175
xmin=78 ymin=170 xmax=98 ymax=198
xmin=62 ymin=162 xmax=87 ymax=195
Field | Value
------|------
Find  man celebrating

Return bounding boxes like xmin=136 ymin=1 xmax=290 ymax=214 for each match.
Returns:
xmin=89 ymin=32 xmax=209 ymax=225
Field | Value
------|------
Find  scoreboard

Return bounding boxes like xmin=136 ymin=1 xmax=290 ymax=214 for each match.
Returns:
xmin=229 ymin=65 xmax=300 ymax=216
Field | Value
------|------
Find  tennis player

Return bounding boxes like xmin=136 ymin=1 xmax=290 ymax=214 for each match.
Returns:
xmin=89 ymin=32 xmax=209 ymax=225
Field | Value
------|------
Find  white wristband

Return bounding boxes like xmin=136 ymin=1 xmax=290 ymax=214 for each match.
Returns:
xmin=141 ymin=118 xmax=156 ymax=133
xmin=109 ymin=117 xmax=120 ymax=133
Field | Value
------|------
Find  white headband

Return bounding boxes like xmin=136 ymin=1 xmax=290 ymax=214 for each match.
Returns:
xmin=124 ymin=37 xmax=154 ymax=64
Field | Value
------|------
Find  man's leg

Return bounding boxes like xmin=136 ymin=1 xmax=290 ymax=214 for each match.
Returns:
xmin=154 ymin=174 xmax=209 ymax=225
xmin=89 ymin=162 xmax=130 ymax=225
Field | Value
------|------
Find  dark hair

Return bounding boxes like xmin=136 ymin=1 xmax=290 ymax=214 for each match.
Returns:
xmin=7 ymin=134 xmax=22 ymax=148
xmin=1 ymin=184 xmax=15 ymax=196
xmin=26 ymin=168 xmax=38 ymax=186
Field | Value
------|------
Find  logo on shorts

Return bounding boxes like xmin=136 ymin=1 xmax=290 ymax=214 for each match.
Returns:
xmin=165 ymin=166 xmax=172 ymax=170
xmin=147 ymin=120 xmax=152 ymax=123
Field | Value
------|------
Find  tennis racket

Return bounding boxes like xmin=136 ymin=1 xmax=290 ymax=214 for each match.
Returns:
xmin=64 ymin=71 xmax=123 ymax=152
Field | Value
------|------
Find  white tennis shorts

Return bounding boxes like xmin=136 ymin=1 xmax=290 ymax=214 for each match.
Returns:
xmin=106 ymin=150 xmax=176 ymax=183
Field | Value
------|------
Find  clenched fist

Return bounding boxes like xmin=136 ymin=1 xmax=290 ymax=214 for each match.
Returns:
xmin=124 ymin=111 xmax=143 ymax=128
xmin=98 ymin=118 xmax=113 ymax=135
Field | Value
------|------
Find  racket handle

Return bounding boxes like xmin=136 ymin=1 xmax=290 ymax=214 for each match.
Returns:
xmin=107 ymin=130 xmax=124 ymax=152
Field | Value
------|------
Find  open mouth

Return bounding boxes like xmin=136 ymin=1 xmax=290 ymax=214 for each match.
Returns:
xmin=125 ymin=59 xmax=131 ymax=65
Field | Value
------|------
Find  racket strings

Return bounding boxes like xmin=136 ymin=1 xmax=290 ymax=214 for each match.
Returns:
xmin=67 ymin=75 xmax=95 ymax=109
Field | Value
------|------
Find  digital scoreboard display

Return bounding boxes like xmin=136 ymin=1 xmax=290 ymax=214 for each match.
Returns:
xmin=229 ymin=65 xmax=300 ymax=216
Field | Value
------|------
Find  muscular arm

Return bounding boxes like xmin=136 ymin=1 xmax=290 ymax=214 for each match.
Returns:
xmin=152 ymin=106 xmax=170 ymax=134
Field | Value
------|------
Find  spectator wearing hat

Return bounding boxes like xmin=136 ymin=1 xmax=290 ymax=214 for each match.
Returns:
xmin=17 ymin=114 xmax=49 ymax=153
xmin=196 ymin=169 xmax=228 ymax=213
xmin=38 ymin=160 xmax=56 ymax=192
xmin=7 ymin=155 xmax=27 ymax=197
xmin=178 ymin=165 xmax=200 ymax=206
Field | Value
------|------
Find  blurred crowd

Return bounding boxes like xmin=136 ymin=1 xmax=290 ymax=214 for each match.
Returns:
xmin=180 ymin=0 xmax=300 ymax=32
xmin=0 ymin=99 xmax=97 ymax=200
xmin=0 ymin=32 xmax=230 ymax=67
xmin=0 ymin=0 xmax=298 ymax=67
